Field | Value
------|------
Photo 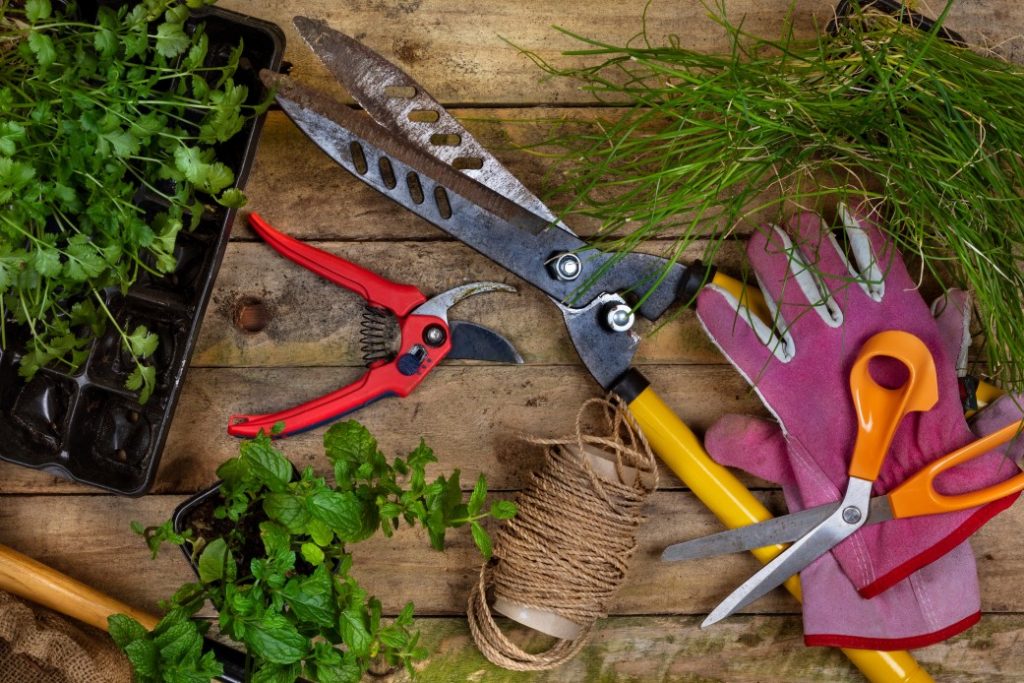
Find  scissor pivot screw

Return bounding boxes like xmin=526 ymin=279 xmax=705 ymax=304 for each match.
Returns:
xmin=604 ymin=303 xmax=635 ymax=333
xmin=423 ymin=324 xmax=447 ymax=347
xmin=548 ymin=252 xmax=582 ymax=281
xmin=841 ymin=506 xmax=862 ymax=524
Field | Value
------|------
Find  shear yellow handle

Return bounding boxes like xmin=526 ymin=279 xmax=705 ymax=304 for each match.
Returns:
xmin=625 ymin=386 xmax=934 ymax=683
xmin=0 ymin=542 xmax=160 ymax=632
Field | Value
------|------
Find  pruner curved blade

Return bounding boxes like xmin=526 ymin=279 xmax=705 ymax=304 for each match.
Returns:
xmin=412 ymin=282 xmax=522 ymax=364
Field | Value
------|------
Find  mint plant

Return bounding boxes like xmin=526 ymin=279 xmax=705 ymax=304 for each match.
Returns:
xmin=113 ymin=420 xmax=515 ymax=682
xmin=0 ymin=0 xmax=267 ymax=401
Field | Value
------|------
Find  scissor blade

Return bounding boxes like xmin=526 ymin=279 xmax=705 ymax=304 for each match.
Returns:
xmin=661 ymin=502 xmax=838 ymax=562
xmin=702 ymin=478 xmax=873 ymax=627
xmin=448 ymin=321 xmax=524 ymax=364
xmin=292 ymin=16 xmax=568 ymax=230
xmin=262 ymin=71 xmax=688 ymax=326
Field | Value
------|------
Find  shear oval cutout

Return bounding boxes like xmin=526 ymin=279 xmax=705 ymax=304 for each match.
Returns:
xmin=433 ymin=186 xmax=452 ymax=219
xmin=378 ymin=157 xmax=397 ymax=189
xmin=349 ymin=141 xmax=368 ymax=175
xmin=406 ymin=172 xmax=425 ymax=204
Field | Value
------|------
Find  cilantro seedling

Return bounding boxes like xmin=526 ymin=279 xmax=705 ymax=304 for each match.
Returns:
xmin=118 ymin=420 xmax=513 ymax=681
xmin=0 ymin=0 xmax=268 ymax=402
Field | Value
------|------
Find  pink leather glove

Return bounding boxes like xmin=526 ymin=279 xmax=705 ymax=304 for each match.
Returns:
xmin=696 ymin=203 xmax=1019 ymax=597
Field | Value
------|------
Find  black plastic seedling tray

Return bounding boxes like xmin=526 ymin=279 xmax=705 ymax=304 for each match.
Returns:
xmin=0 ymin=6 xmax=285 ymax=495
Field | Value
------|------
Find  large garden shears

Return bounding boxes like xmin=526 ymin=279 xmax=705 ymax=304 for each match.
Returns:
xmin=260 ymin=17 xmax=941 ymax=681
xmin=660 ymin=331 xmax=1024 ymax=627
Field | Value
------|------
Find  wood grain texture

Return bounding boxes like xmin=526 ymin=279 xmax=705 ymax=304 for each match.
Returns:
xmin=377 ymin=615 xmax=1024 ymax=683
xmin=217 ymin=0 xmax=1024 ymax=106
xmin=194 ymin=240 xmax=730 ymax=368
xmin=1 ymin=493 xmax=1021 ymax=618
xmin=0 ymin=364 xmax=764 ymax=495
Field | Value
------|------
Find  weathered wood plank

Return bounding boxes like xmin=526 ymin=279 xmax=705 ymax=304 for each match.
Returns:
xmin=231 ymin=110 xmax=865 ymax=243
xmin=217 ymin=1 xmax=1024 ymax=106
xmin=194 ymin=240 xmax=730 ymax=368
xmin=384 ymin=614 xmax=1024 ymax=683
xmin=0 ymin=364 xmax=764 ymax=495
xmin=0 ymin=492 xmax=1021 ymax=618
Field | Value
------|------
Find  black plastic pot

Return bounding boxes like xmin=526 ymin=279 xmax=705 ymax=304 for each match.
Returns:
xmin=172 ymin=479 xmax=223 ymax=576
xmin=0 ymin=6 xmax=285 ymax=495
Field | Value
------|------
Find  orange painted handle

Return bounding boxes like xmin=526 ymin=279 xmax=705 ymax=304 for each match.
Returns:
xmin=848 ymin=332 xmax=939 ymax=481
xmin=887 ymin=418 xmax=1024 ymax=518
xmin=0 ymin=543 xmax=159 ymax=632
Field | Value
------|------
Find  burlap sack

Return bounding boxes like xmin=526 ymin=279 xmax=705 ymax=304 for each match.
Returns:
xmin=0 ymin=590 xmax=132 ymax=683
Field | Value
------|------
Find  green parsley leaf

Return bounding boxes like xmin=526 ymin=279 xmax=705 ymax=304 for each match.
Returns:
xmin=25 ymin=0 xmax=51 ymax=23
xmin=27 ymin=31 xmax=56 ymax=67
xmin=155 ymin=20 xmax=190 ymax=58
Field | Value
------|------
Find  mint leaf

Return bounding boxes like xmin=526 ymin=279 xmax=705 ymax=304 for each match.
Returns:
xmin=307 ymin=490 xmax=367 ymax=541
xmin=281 ymin=567 xmax=335 ymax=628
xmin=108 ymin=614 xmax=148 ymax=648
xmin=197 ymin=537 xmax=232 ymax=583
xmin=300 ymin=542 xmax=325 ymax=566
xmin=244 ymin=613 xmax=308 ymax=665
xmin=241 ymin=435 xmax=292 ymax=491
xmin=338 ymin=607 xmax=371 ymax=659
xmin=471 ymin=521 xmax=493 ymax=560
xmin=467 ymin=474 xmax=487 ymax=516
xmin=490 ymin=499 xmax=517 ymax=520
xmin=263 ymin=493 xmax=309 ymax=533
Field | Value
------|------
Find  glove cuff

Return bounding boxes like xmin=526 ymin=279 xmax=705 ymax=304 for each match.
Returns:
xmin=804 ymin=612 xmax=980 ymax=650
xmin=859 ymin=493 xmax=1019 ymax=598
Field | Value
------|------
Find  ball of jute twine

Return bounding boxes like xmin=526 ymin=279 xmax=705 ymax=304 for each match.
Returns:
xmin=467 ymin=395 xmax=658 ymax=670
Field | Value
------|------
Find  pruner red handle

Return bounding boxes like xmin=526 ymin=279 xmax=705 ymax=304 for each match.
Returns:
xmin=230 ymin=362 xmax=421 ymax=438
xmin=248 ymin=213 xmax=426 ymax=315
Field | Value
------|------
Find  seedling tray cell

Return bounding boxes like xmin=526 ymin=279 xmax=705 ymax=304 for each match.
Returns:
xmin=0 ymin=6 xmax=285 ymax=495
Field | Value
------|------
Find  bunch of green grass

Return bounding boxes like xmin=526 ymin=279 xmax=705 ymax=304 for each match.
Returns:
xmin=523 ymin=2 xmax=1024 ymax=389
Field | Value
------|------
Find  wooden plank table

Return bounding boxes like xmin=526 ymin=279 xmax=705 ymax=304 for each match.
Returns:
xmin=3 ymin=1 xmax=1024 ymax=680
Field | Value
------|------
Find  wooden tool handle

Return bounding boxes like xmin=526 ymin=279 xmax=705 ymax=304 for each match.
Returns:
xmin=0 ymin=543 xmax=159 ymax=632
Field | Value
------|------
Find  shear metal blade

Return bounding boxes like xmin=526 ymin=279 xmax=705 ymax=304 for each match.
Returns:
xmin=292 ymin=16 xmax=568 ymax=231
xmin=661 ymin=502 xmax=838 ymax=562
xmin=262 ymin=72 xmax=688 ymax=328
xmin=662 ymin=495 xmax=896 ymax=563
xmin=702 ymin=478 xmax=873 ymax=627
xmin=449 ymin=321 xmax=523 ymax=364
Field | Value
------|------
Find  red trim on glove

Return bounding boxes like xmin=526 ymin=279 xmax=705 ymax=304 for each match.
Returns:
xmin=859 ymin=492 xmax=1020 ymax=599
xmin=805 ymin=611 xmax=980 ymax=650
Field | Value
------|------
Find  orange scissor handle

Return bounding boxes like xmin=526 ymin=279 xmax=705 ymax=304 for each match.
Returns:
xmin=847 ymin=331 xmax=940 ymax=482
xmin=886 ymin=418 xmax=1024 ymax=518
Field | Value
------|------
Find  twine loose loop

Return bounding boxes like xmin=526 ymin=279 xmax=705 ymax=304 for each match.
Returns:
xmin=467 ymin=396 xmax=658 ymax=670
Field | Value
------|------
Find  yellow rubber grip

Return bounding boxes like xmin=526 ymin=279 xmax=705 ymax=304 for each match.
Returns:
xmin=626 ymin=383 xmax=933 ymax=683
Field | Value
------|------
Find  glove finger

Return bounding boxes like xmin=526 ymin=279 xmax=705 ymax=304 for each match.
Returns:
xmin=836 ymin=199 xmax=918 ymax=299
xmin=697 ymin=282 xmax=785 ymax=383
xmin=787 ymin=210 xmax=878 ymax=316
xmin=705 ymin=414 xmax=798 ymax=488
xmin=970 ymin=393 xmax=1024 ymax=466
xmin=930 ymin=288 xmax=972 ymax=376
xmin=747 ymin=222 xmax=843 ymax=346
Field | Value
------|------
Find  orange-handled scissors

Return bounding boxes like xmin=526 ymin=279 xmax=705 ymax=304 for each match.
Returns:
xmin=660 ymin=330 xmax=1024 ymax=626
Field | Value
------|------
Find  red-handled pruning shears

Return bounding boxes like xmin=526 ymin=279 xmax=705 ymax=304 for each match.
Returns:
xmin=227 ymin=213 xmax=522 ymax=438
